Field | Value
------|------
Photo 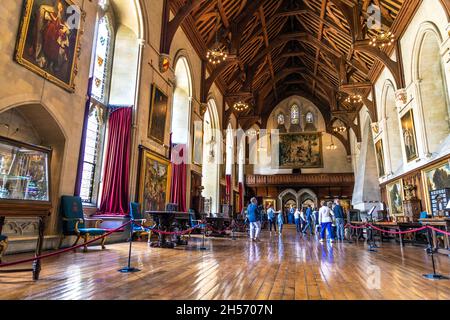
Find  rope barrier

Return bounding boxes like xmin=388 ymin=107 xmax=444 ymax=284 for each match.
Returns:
xmin=0 ymin=220 xmax=132 ymax=269
xmin=427 ymin=226 xmax=450 ymax=236
xmin=367 ymin=223 xmax=428 ymax=235
xmin=345 ymin=223 xmax=367 ymax=229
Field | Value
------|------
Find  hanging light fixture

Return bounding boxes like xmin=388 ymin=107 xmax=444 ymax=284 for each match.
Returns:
xmin=368 ymin=30 xmax=395 ymax=49
xmin=233 ymin=101 xmax=249 ymax=112
xmin=345 ymin=93 xmax=362 ymax=104
xmin=326 ymin=135 xmax=337 ymax=150
xmin=206 ymin=8 xmax=228 ymax=65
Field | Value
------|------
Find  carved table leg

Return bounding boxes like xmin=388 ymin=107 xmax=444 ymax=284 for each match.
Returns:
xmin=33 ymin=216 xmax=46 ymax=281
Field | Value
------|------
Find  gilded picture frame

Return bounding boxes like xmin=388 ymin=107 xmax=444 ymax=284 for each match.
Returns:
xmin=148 ymin=84 xmax=168 ymax=145
xmin=386 ymin=179 xmax=404 ymax=216
xmin=375 ymin=139 xmax=386 ymax=177
xmin=138 ymin=148 xmax=171 ymax=213
xmin=192 ymin=119 xmax=203 ymax=165
xmin=14 ymin=0 xmax=82 ymax=92
xmin=421 ymin=159 xmax=450 ymax=214
xmin=263 ymin=198 xmax=276 ymax=210
xmin=277 ymin=132 xmax=323 ymax=169
xmin=400 ymin=109 xmax=419 ymax=162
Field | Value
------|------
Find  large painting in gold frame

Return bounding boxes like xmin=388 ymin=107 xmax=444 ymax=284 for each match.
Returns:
xmin=14 ymin=0 xmax=82 ymax=92
xmin=148 ymin=84 xmax=168 ymax=144
xmin=386 ymin=179 xmax=404 ymax=216
xmin=277 ymin=132 xmax=323 ymax=169
xmin=421 ymin=159 xmax=450 ymax=214
xmin=138 ymin=148 xmax=171 ymax=213
xmin=400 ymin=109 xmax=419 ymax=162
xmin=263 ymin=198 xmax=276 ymax=210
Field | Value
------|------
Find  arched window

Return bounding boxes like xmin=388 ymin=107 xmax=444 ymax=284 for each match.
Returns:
xmin=290 ymin=104 xmax=300 ymax=125
xmin=91 ymin=15 xmax=113 ymax=104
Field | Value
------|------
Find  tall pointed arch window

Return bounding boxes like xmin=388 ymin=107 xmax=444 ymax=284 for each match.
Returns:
xmin=290 ymin=104 xmax=300 ymax=125
xmin=91 ymin=15 xmax=113 ymax=103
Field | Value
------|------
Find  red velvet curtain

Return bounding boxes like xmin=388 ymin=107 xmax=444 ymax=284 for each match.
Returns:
xmin=225 ymin=174 xmax=231 ymax=203
xmin=238 ymin=182 xmax=244 ymax=213
xmin=98 ymin=107 xmax=132 ymax=215
xmin=170 ymin=144 xmax=187 ymax=212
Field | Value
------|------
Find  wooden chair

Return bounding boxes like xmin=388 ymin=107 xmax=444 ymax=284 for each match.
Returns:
xmin=129 ymin=202 xmax=153 ymax=242
xmin=0 ymin=235 xmax=7 ymax=263
xmin=59 ymin=196 xmax=108 ymax=252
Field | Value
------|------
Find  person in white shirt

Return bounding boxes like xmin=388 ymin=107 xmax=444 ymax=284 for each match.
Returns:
xmin=294 ymin=207 xmax=301 ymax=232
xmin=318 ymin=200 xmax=334 ymax=242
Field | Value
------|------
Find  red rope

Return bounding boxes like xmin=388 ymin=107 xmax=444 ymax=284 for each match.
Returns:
xmin=0 ymin=221 xmax=131 ymax=269
xmin=345 ymin=223 xmax=367 ymax=229
xmin=427 ymin=226 xmax=450 ymax=236
xmin=367 ymin=223 xmax=428 ymax=235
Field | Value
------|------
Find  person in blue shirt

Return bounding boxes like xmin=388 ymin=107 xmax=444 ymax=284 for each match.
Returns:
xmin=247 ymin=197 xmax=261 ymax=241
xmin=266 ymin=204 xmax=278 ymax=233
xmin=288 ymin=206 xmax=295 ymax=224
xmin=333 ymin=199 xmax=345 ymax=241
xmin=302 ymin=205 xmax=314 ymax=235
xmin=277 ymin=210 xmax=284 ymax=235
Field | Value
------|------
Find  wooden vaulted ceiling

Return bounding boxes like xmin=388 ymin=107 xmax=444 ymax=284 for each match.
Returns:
xmin=172 ymin=0 xmax=408 ymax=124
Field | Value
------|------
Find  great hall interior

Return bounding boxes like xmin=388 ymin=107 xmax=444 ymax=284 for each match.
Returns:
xmin=0 ymin=0 xmax=449 ymax=302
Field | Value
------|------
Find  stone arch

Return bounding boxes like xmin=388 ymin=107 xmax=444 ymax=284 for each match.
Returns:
xmin=297 ymin=188 xmax=318 ymax=207
xmin=278 ymin=188 xmax=298 ymax=211
xmin=412 ymin=21 xmax=449 ymax=156
xmin=0 ymin=102 xmax=67 ymax=235
xmin=381 ymin=79 xmax=403 ymax=174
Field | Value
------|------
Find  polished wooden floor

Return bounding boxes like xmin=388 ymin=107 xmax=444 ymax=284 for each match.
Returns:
xmin=1 ymin=226 xmax=449 ymax=300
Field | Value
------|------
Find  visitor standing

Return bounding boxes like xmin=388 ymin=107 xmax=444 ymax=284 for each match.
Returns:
xmin=277 ymin=211 xmax=284 ymax=235
xmin=302 ymin=205 xmax=314 ymax=235
xmin=247 ymin=198 xmax=261 ymax=241
xmin=267 ymin=204 xmax=277 ymax=233
xmin=294 ymin=207 xmax=301 ymax=232
xmin=319 ymin=200 xmax=334 ymax=242
xmin=333 ymin=199 xmax=345 ymax=241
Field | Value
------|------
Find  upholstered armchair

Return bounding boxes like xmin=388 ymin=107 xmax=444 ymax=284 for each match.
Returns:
xmin=0 ymin=235 xmax=7 ymax=263
xmin=59 ymin=196 xmax=109 ymax=252
xmin=129 ymin=202 xmax=153 ymax=242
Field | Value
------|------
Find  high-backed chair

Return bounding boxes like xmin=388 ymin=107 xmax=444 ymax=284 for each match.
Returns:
xmin=129 ymin=202 xmax=153 ymax=242
xmin=0 ymin=235 xmax=7 ymax=263
xmin=60 ymin=196 xmax=108 ymax=252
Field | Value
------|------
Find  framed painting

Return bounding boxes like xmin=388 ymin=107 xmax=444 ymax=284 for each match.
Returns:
xmin=192 ymin=119 xmax=203 ymax=165
xmin=148 ymin=84 xmax=168 ymax=144
xmin=277 ymin=132 xmax=323 ymax=168
xmin=138 ymin=149 xmax=171 ymax=213
xmin=14 ymin=0 xmax=82 ymax=92
xmin=400 ymin=109 xmax=418 ymax=162
xmin=375 ymin=139 xmax=386 ymax=177
xmin=386 ymin=179 xmax=404 ymax=216
xmin=263 ymin=198 xmax=276 ymax=210
xmin=422 ymin=159 xmax=450 ymax=213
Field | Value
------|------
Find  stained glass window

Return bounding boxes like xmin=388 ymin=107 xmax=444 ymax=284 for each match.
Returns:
xmin=91 ymin=16 xmax=112 ymax=103
xmin=290 ymin=104 xmax=300 ymax=125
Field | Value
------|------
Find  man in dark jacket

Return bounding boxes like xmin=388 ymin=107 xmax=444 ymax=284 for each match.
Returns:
xmin=333 ymin=199 xmax=345 ymax=241
xmin=302 ymin=205 xmax=314 ymax=235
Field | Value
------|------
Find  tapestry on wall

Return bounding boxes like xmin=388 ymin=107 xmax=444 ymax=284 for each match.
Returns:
xmin=138 ymin=149 xmax=171 ymax=213
xmin=148 ymin=84 xmax=168 ymax=144
xmin=400 ymin=109 xmax=419 ymax=162
xmin=277 ymin=132 xmax=323 ymax=168
xmin=14 ymin=0 xmax=82 ymax=92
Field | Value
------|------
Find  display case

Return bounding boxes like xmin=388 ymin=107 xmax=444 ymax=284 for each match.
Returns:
xmin=0 ymin=136 xmax=52 ymax=280
xmin=0 ymin=136 xmax=51 ymax=202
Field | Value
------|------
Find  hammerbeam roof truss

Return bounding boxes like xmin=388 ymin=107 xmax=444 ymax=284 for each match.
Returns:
xmin=172 ymin=0 xmax=406 ymax=119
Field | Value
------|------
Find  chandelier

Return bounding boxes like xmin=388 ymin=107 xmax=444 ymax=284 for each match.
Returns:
xmin=326 ymin=135 xmax=337 ymax=150
xmin=206 ymin=9 xmax=228 ymax=65
xmin=368 ymin=30 xmax=395 ymax=49
xmin=333 ymin=126 xmax=347 ymax=134
xmin=345 ymin=94 xmax=362 ymax=104
xmin=233 ymin=101 xmax=249 ymax=112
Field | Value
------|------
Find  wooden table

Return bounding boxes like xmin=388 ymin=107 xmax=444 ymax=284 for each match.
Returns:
xmin=371 ymin=222 xmax=423 ymax=246
xmin=145 ymin=211 xmax=190 ymax=248
xmin=0 ymin=202 xmax=51 ymax=280
xmin=205 ymin=217 xmax=231 ymax=237
xmin=419 ymin=218 xmax=450 ymax=255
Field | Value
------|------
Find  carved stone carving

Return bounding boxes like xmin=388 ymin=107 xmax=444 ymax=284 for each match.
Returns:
xmin=3 ymin=218 xmax=39 ymax=237
xmin=395 ymin=88 xmax=408 ymax=109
